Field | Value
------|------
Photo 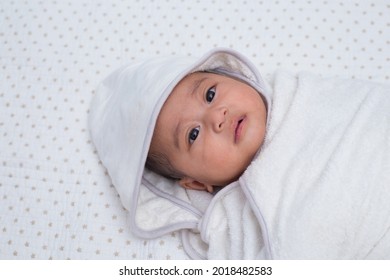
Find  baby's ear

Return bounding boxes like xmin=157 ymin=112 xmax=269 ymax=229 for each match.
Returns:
xmin=179 ymin=177 xmax=214 ymax=193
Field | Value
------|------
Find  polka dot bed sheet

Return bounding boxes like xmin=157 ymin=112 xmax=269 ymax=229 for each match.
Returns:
xmin=0 ymin=0 xmax=388 ymax=260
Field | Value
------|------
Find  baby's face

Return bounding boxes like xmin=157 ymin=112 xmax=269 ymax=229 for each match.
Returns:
xmin=152 ymin=72 xmax=267 ymax=189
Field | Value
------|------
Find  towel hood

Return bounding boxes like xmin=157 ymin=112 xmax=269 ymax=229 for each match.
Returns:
xmin=88 ymin=48 xmax=270 ymax=241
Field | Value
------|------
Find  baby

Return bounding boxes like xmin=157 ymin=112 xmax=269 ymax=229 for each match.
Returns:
xmin=89 ymin=48 xmax=390 ymax=259
xmin=146 ymin=71 xmax=268 ymax=193
xmin=88 ymin=47 xmax=271 ymax=227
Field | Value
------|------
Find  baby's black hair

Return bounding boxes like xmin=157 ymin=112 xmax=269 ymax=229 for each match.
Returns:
xmin=146 ymin=151 xmax=184 ymax=181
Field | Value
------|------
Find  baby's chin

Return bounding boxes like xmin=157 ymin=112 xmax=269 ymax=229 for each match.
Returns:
xmin=221 ymin=149 xmax=260 ymax=185
xmin=216 ymin=168 xmax=247 ymax=187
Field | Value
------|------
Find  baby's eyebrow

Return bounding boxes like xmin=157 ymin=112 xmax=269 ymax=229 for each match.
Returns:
xmin=174 ymin=119 xmax=181 ymax=150
xmin=190 ymin=77 xmax=208 ymax=96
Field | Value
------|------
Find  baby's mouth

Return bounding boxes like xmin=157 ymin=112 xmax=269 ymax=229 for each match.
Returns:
xmin=235 ymin=116 xmax=246 ymax=143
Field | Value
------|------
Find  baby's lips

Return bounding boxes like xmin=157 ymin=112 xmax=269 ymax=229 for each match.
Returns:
xmin=234 ymin=116 xmax=246 ymax=143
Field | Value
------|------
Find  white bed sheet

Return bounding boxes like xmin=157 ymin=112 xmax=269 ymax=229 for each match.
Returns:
xmin=0 ymin=0 xmax=388 ymax=259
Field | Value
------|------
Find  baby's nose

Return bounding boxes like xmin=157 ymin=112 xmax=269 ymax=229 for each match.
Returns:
xmin=210 ymin=107 xmax=228 ymax=132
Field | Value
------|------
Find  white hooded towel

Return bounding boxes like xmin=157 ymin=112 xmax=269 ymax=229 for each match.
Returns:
xmin=89 ymin=48 xmax=390 ymax=259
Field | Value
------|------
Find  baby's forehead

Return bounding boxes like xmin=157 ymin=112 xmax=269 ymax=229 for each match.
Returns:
xmin=174 ymin=71 xmax=222 ymax=90
xmin=181 ymin=71 xmax=211 ymax=82
xmin=171 ymin=71 xmax=233 ymax=104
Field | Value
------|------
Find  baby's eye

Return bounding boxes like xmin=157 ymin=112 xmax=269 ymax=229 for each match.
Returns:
xmin=205 ymin=86 xmax=216 ymax=103
xmin=188 ymin=127 xmax=200 ymax=144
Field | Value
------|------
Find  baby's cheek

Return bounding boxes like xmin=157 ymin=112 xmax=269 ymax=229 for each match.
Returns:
xmin=207 ymin=149 xmax=229 ymax=165
xmin=213 ymin=155 xmax=238 ymax=174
